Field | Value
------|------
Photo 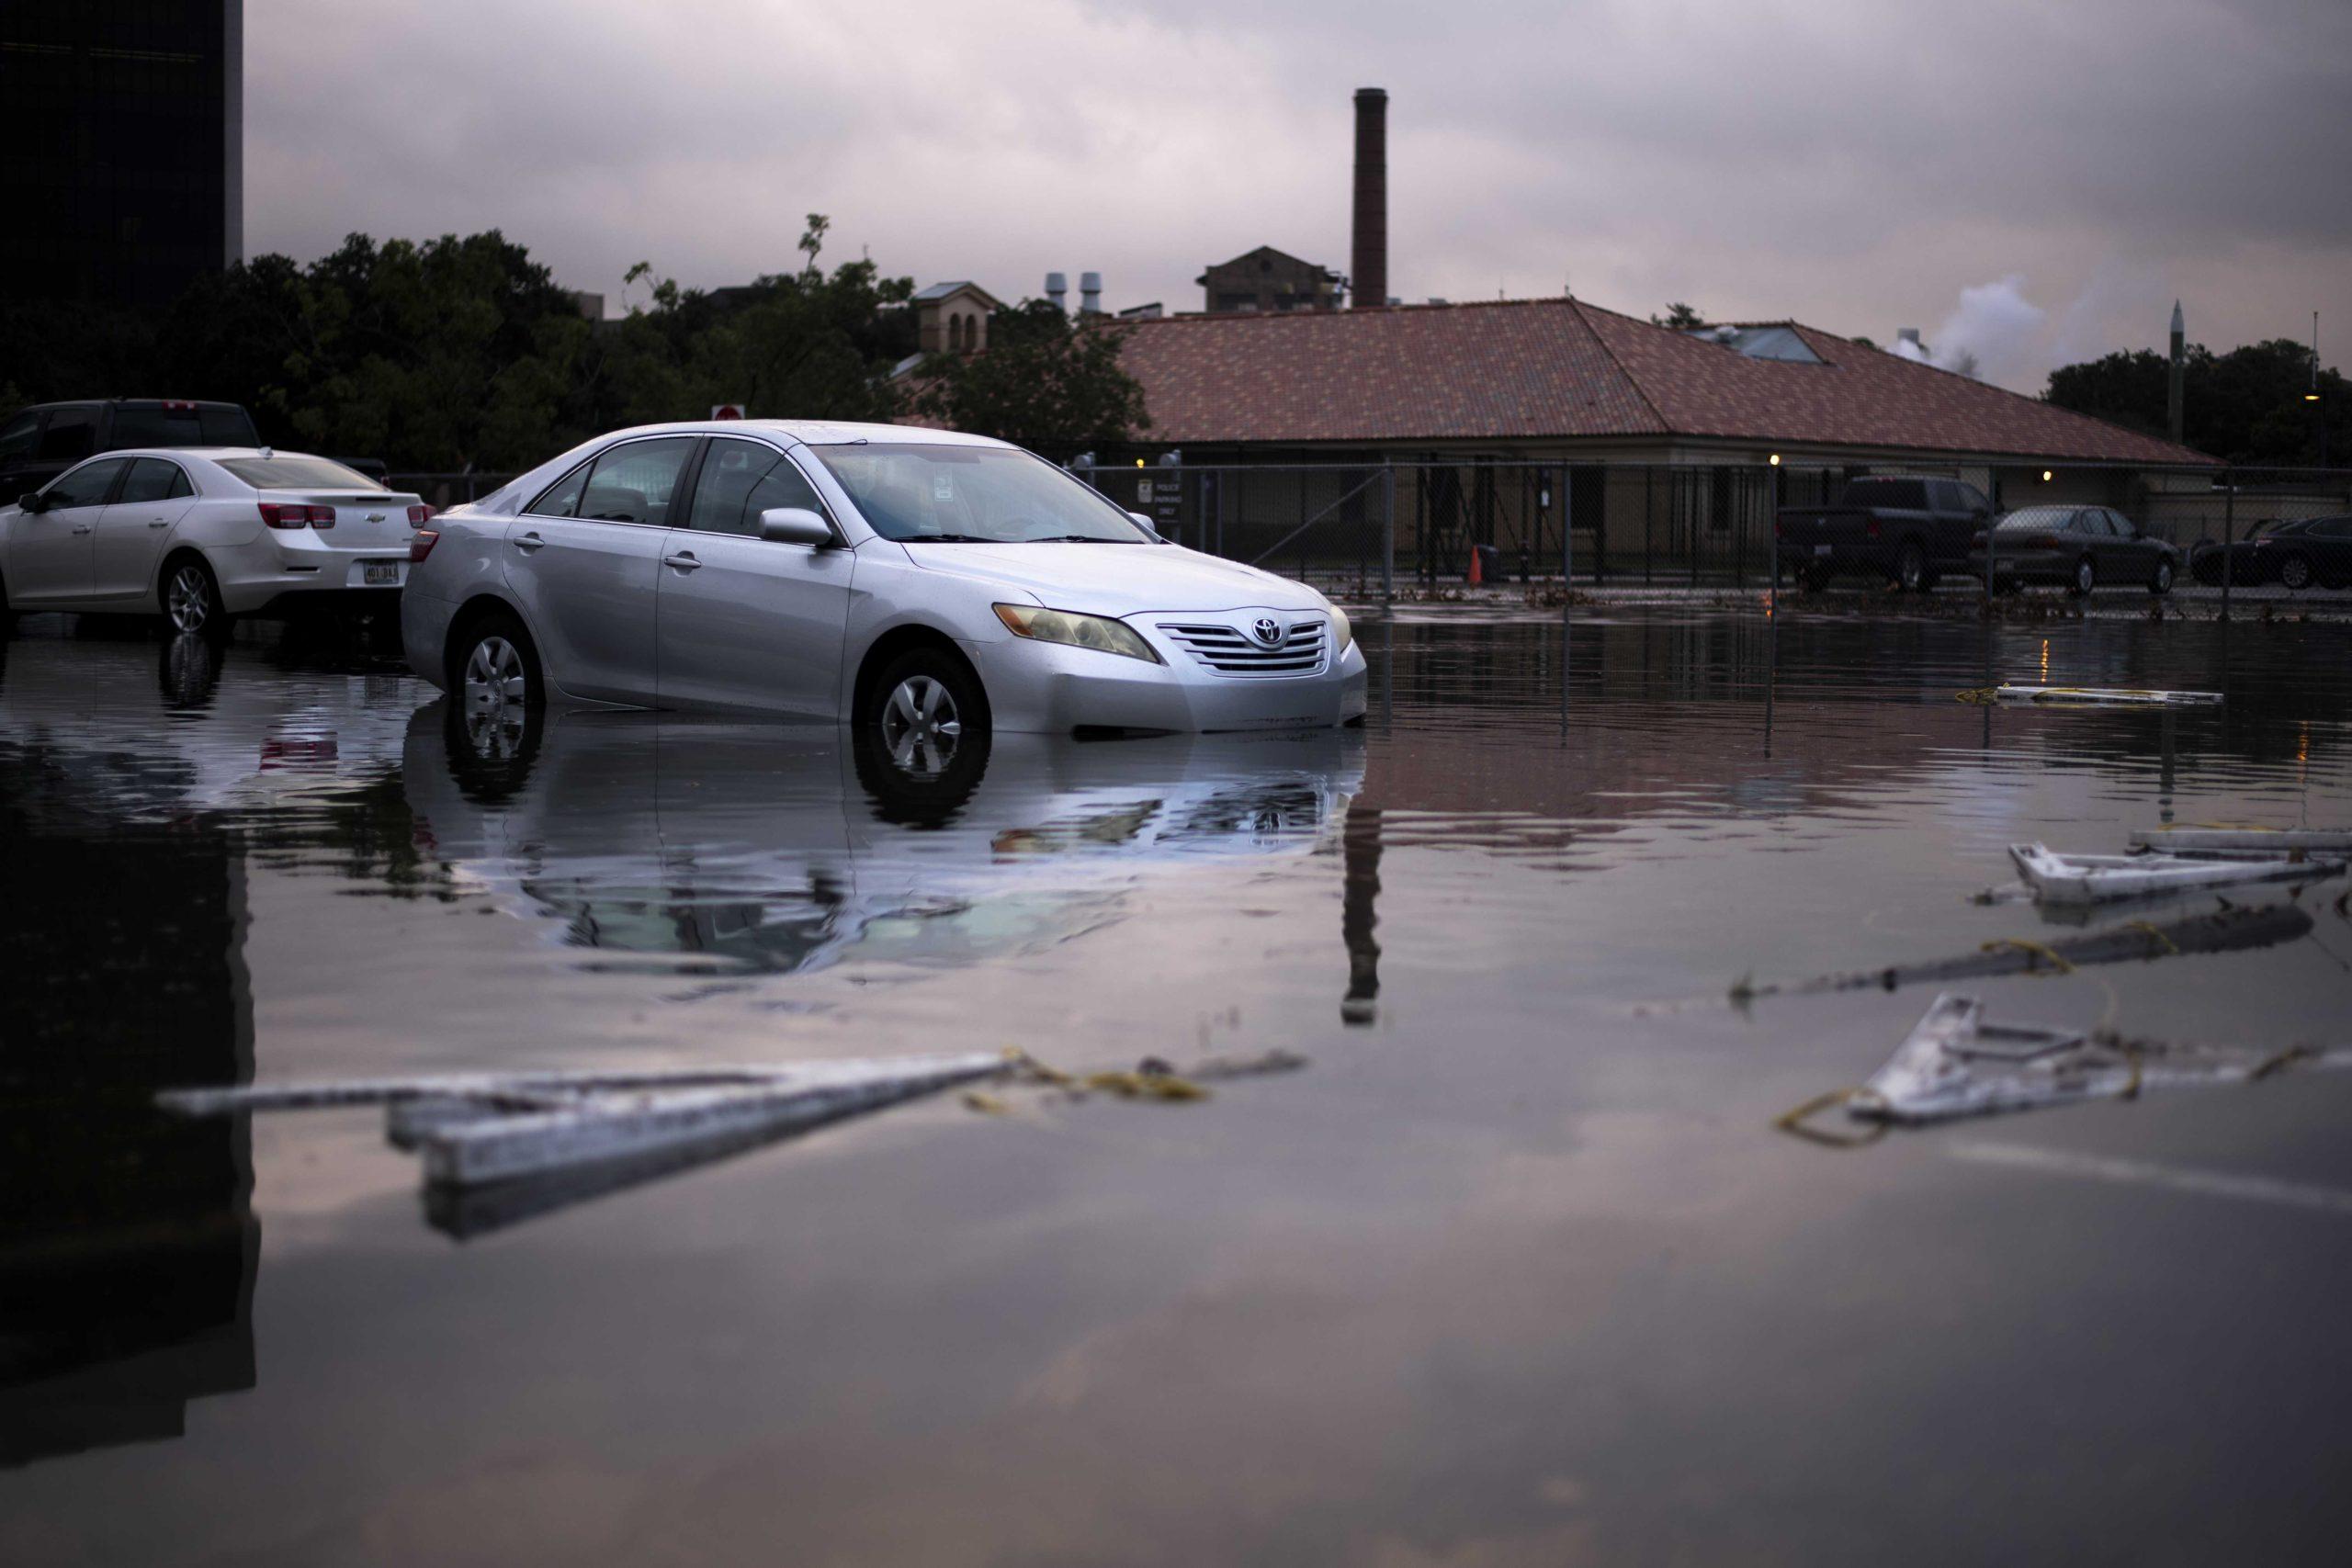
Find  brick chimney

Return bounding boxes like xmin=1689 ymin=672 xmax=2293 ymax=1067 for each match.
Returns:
xmin=1351 ymin=87 xmax=1387 ymax=310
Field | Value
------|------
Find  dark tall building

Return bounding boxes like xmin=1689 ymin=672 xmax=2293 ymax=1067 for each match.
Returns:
xmin=0 ymin=0 xmax=243 ymax=310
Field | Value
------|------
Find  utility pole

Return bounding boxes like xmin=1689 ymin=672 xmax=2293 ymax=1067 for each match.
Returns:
xmin=2311 ymin=311 xmax=2328 ymax=470
xmin=2166 ymin=300 xmax=2186 ymax=446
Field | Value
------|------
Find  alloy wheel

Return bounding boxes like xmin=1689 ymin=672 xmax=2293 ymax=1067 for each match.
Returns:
xmin=167 ymin=564 xmax=212 ymax=632
xmin=463 ymin=635 xmax=528 ymax=712
xmin=2075 ymin=558 xmax=2095 ymax=596
xmin=2281 ymin=556 xmax=2313 ymax=591
xmin=880 ymin=674 xmax=962 ymax=778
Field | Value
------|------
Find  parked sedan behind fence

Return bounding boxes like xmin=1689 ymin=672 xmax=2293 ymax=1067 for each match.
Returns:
xmin=1968 ymin=504 xmax=2178 ymax=596
xmin=0 ymin=448 xmax=430 ymax=636
xmin=2189 ymin=514 xmax=2352 ymax=591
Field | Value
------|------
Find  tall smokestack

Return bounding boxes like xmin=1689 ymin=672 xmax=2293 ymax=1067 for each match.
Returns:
xmin=1080 ymin=270 xmax=1102 ymax=316
xmin=2167 ymin=299 xmax=2186 ymax=444
xmin=1046 ymin=272 xmax=1068 ymax=313
xmin=1351 ymin=87 xmax=1387 ymax=310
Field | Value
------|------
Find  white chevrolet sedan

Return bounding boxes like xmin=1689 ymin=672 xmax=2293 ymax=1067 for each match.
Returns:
xmin=0 ymin=446 xmax=428 ymax=635
xmin=401 ymin=422 xmax=1368 ymax=741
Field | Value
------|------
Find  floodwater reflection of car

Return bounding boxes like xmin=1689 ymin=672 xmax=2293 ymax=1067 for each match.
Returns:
xmin=401 ymin=421 xmax=1368 ymax=740
xmin=1967 ymin=504 xmax=2179 ymax=596
xmin=402 ymin=703 xmax=1366 ymax=977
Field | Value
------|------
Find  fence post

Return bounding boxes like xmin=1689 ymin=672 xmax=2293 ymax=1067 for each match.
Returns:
xmin=1561 ymin=457 xmax=1574 ymax=586
xmin=2219 ymin=475 xmax=2234 ymax=621
xmin=1382 ymin=465 xmax=1396 ymax=604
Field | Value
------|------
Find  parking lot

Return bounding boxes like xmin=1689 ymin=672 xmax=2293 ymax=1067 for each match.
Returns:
xmin=5 ymin=605 xmax=2349 ymax=1564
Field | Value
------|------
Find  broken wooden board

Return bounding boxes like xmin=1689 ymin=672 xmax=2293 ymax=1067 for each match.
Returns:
xmin=160 ymin=1053 xmax=1007 ymax=1190
xmin=1849 ymin=993 xmax=2352 ymax=1125
xmin=1736 ymin=900 xmax=2312 ymax=1000
xmin=2009 ymin=841 xmax=2346 ymax=906
xmin=1990 ymin=685 xmax=2223 ymax=707
xmin=2127 ymin=826 xmax=2352 ymax=856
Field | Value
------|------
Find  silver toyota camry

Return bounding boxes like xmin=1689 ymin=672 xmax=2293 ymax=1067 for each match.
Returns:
xmin=401 ymin=421 xmax=1368 ymax=747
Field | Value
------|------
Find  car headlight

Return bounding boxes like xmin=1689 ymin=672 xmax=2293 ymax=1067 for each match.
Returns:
xmin=1329 ymin=605 xmax=1352 ymax=655
xmin=993 ymin=604 xmax=1162 ymax=663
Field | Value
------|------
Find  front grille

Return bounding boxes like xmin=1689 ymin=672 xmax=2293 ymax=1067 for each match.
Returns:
xmin=1156 ymin=617 xmax=1328 ymax=678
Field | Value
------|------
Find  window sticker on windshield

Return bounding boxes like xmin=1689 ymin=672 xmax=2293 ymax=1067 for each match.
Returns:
xmin=933 ymin=472 xmax=955 ymax=502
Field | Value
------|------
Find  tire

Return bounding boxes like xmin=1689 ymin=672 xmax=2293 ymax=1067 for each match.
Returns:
xmin=451 ymin=609 xmax=544 ymax=718
xmin=2069 ymin=556 xmax=2096 ymax=598
xmin=1799 ymin=565 xmax=1832 ymax=593
xmin=2149 ymin=558 xmax=2173 ymax=596
xmin=159 ymin=631 xmax=222 ymax=709
xmin=2278 ymin=554 xmax=2314 ymax=592
xmin=0 ymin=568 xmax=14 ymax=637
xmin=441 ymin=692 xmax=544 ymax=804
xmin=864 ymin=644 xmax=989 ymax=782
xmin=1896 ymin=539 xmax=1929 ymax=593
xmin=162 ymin=554 xmax=230 ymax=639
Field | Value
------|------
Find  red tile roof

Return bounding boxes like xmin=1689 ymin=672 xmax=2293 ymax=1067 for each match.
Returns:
xmin=1110 ymin=297 xmax=2212 ymax=465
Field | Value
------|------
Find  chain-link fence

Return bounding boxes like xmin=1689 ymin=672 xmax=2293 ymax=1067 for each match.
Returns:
xmin=388 ymin=456 xmax=2351 ymax=608
xmin=1080 ymin=459 xmax=2352 ymax=606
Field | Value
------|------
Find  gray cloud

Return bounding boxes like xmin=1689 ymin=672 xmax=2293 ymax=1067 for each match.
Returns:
xmin=246 ymin=0 xmax=2351 ymax=390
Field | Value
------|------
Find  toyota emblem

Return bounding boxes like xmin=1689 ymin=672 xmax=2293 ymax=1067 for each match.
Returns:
xmin=1251 ymin=616 xmax=1283 ymax=647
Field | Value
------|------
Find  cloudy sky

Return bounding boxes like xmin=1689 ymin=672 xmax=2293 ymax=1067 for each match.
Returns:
xmin=247 ymin=0 xmax=2350 ymax=391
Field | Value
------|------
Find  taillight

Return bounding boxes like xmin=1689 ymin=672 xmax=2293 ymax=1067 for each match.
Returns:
xmin=410 ymin=529 xmax=440 ymax=564
xmin=1971 ymin=532 xmax=1987 ymax=548
xmin=407 ymin=503 xmax=435 ymax=526
xmin=258 ymin=502 xmax=334 ymax=529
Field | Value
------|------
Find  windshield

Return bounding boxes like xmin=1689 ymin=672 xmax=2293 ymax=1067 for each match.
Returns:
xmin=808 ymin=443 xmax=1147 ymax=544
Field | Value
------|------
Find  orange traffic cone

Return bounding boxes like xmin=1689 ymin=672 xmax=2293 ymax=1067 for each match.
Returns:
xmin=1467 ymin=544 xmax=1483 ymax=586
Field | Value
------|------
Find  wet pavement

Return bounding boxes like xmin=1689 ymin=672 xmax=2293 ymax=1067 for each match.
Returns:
xmin=4 ymin=607 xmax=2349 ymax=1565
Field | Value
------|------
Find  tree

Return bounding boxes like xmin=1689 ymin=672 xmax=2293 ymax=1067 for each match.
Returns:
xmin=2045 ymin=339 xmax=2346 ymax=465
xmin=905 ymin=299 xmax=1149 ymax=456
xmin=1651 ymin=302 xmax=1704 ymax=329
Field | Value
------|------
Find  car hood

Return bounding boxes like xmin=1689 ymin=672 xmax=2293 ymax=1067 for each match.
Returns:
xmin=897 ymin=541 xmax=1328 ymax=616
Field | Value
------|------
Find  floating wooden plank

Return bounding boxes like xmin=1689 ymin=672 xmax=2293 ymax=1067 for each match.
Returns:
xmin=2009 ymin=841 xmax=2346 ymax=906
xmin=418 ymin=1056 xmax=1004 ymax=1186
xmin=2128 ymin=826 xmax=2352 ymax=856
xmin=1991 ymin=684 xmax=2223 ymax=706
xmin=1849 ymin=992 xmax=2352 ymax=1125
xmin=159 ymin=1053 xmax=1007 ymax=1190
xmin=1738 ymin=901 xmax=2312 ymax=1000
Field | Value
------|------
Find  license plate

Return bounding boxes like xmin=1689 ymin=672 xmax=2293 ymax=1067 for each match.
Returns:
xmin=1813 ymin=544 xmax=1832 ymax=558
xmin=362 ymin=561 xmax=401 ymax=586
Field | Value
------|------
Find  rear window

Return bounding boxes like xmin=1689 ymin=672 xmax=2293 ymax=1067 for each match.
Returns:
xmin=216 ymin=456 xmax=380 ymax=491
xmin=1844 ymin=478 xmax=1928 ymax=510
xmin=1995 ymin=506 xmax=2075 ymax=532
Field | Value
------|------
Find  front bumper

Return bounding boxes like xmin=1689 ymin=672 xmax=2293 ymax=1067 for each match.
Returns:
xmin=968 ymin=633 xmax=1369 ymax=733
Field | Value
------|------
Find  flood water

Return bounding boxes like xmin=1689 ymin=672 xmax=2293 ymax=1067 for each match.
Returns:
xmin=4 ymin=609 xmax=2349 ymax=1565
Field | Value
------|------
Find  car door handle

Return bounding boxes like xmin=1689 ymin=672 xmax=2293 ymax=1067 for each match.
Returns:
xmin=662 ymin=551 xmax=701 ymax=571
xmin=71 ymin=523 xmax=92 ymax=535
xmin=148 ymin=519 xmax=171 ymax=528
xmin=513 ymin=531 xmax=545 ymax=552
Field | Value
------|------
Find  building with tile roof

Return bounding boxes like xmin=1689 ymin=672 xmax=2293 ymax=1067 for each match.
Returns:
xmin=1110 ymin=296 xmax=2212 ymax=472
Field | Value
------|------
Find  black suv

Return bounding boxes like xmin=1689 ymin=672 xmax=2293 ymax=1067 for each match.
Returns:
xmin=0 ymin=400 xmax=262 ymax=502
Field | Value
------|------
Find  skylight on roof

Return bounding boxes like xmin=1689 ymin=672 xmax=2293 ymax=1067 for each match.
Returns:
xmin=1684 ymin=324 xmax=1823 ymax=364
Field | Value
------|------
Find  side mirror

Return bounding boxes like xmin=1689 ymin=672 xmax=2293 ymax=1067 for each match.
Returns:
xmin=758 ymin=506 xmax=833 ymax=547
xmin=1126 ymin=510 xmax=1166 ymax=542
xmin=18 ymin=491 xmax=48 ymax=513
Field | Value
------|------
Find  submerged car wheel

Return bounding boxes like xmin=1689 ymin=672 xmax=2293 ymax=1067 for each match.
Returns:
xmin=1897 ymin=540 xmax=1928 ymax=593
xmin=866 ymin=647 xmax=989 ymax=782
xmin=2071 ymin=557 xmax=2096 ymax=598
xmin=456 ymin=611 xmax=544 ymax=723
xmin=164 ymin=556 xmax=228 ymax=638
xmin=2150 ymin=558 xmax=2173 ymax=596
